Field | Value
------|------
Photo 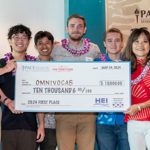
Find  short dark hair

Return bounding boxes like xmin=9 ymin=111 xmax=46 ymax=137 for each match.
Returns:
xmin=67 ymin=14 xmax=86 ymax=27
xmin=34 ymin=31 xmax=54 ymax=45
xmin=104 ymin=28 xmax=123 ymax=41
xmin=8 ymin=24 xmax=31 ymax=39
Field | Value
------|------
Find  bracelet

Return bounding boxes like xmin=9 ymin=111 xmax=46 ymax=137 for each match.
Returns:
xmin=3 ymin=97 xmax=9 ymax=104
xmin=137 ymin=105 xmax=141 ymax=111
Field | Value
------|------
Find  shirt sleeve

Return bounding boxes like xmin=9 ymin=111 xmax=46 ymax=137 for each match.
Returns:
xmin=0 ymin=59 xmax=6 ymax=84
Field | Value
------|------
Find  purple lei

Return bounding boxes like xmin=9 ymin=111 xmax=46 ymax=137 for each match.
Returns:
xmin=131 ymin=61 xmax=150 ymax=85
xmin=99 ymin=54 xmax=106 ymax=61
xmin=4 ymin=52 xmax=36 ymax=61
xmin=61 ymin=38 xmax=90 ymax=56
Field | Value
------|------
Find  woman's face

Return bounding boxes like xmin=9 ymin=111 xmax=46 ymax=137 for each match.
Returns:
xmin=132 ymin=33 xmax=150 ymax=59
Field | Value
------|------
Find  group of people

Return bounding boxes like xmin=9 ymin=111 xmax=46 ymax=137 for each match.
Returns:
xmin=0 ymin=14 xmax=150 ymax=150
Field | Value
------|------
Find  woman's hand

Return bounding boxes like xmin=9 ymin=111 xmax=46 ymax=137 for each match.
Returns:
xmin=124 ymin=104 xmax=140 ymax=115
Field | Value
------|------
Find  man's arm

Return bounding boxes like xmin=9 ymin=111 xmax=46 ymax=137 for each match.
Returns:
xmin=36 ymin=112 xmax=45 ymax=142
xmin=0 ymin=89 xmax=22 ymax=114
xmin=0 ymin=59 xmax=16 ymax=75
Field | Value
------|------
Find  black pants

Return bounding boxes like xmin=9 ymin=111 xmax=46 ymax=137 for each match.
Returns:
xmin=2 ymin=129 xmax=37 ymax=150
xmin=37 ymin=128 xmax=57 ymax=150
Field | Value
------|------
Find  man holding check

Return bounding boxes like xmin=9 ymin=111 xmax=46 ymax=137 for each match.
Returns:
xmin=34 ymin=30 xmax=57 ymax=150
xmin=95 ymin=28 xmax=130 ymax=150
xmin=0 ymin=24 xmax=45 ymax=150
xmin=52 ymin=14 xmax=101 ymax=150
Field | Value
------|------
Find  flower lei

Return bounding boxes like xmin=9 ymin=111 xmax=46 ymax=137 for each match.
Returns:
xmin=61 ymin=38 xmax=90 ymax=56
xmin=4 ymin=52 xmax=36 ymax=61
xmin=97 ymin=54 xmax=106 ymax=61
xmin=131 ymin=60 xmax=150 ymax=85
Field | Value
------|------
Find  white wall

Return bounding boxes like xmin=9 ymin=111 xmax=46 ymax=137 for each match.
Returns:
xmin=0 ymin=0 xmax=65 ymax=57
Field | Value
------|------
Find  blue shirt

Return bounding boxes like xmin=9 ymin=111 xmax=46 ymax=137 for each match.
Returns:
xmin=95 ymin=53 xmax=125 ymax=125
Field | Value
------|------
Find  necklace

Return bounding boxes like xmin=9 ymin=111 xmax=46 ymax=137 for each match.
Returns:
xmin=98 ymin=54 xmax=106 ymax=61
xmin=61 ymin=38 xmax=90 ymax=56
xmin=131 ymin=61 xmax=150 ymax=85
xmin=4 ymin=52 xmax=36 ymax=61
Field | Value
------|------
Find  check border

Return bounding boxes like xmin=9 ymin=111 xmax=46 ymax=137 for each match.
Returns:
xmin=15 ymin=61 xmax=131 ymax=112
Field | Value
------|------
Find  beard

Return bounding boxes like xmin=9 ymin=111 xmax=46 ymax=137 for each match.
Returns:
xmin=69 ymin=33 xmax=83 ymax=41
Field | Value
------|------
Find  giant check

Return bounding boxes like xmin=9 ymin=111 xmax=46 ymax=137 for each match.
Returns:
xmin=15 ymin=61 xmax=131 ymax=112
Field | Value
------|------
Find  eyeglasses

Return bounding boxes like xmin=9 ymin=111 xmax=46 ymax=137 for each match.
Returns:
xmin=11 ymin=35 xmax=28 ymax=41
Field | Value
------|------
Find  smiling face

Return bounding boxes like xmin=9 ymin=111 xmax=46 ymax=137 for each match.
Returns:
xmin=66 ymin=18 xmax=86 ymax=41
xmin=132 ymin=33 xmax=150 ymax=60
xmin=9 ymin=32 xmax=30 ymax=54
xmin=104 ymin=32 xmax=123 ymax=55
xmin=35 ymin=36 xmax=53 ymax=57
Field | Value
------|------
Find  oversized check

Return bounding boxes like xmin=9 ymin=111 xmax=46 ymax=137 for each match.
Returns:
xmin=15 ymin=61 xmax=131 ymax=112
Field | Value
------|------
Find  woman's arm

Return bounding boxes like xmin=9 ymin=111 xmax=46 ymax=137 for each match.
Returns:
xmin=124 ymin=100 xmax=150 ymax=115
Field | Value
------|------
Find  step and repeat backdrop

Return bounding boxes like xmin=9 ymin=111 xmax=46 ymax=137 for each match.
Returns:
xmin=106 ymin=0 xmax=150 ymax=47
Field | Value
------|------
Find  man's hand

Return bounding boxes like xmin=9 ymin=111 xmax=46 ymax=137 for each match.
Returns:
xmin=5 ymin=59 xmax=16 ymax=73
xmin=36 ymin=125 xmax=45 ymax=143
xmin=4 ymin=98 xmax=23 ymax=114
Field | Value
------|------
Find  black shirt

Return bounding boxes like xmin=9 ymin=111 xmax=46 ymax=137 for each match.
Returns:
xmin=0 ymin=58 xmax=37 ymax=131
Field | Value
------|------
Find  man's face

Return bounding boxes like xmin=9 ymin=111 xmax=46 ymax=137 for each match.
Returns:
xmin=104 ymin=32 xmax=123 ymax=55
xmin=66 ymin=18 xmax=86 ymax=41
xmin=9 ymin=32 xmax=30 ymax=53
xmin=35 ymin=37 xmax=53 ymax=56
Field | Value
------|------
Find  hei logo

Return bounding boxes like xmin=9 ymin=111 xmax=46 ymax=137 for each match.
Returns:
xmin=95 ymin=97 xmax=108 ymax=105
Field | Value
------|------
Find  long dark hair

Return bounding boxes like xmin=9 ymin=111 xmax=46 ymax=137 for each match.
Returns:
xmin=123 ymin=27 xmax=150 ymax=72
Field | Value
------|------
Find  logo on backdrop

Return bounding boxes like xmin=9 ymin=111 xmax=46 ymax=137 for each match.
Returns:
xmin=134 ymin=9 xmax=140 ymax=23
xmin=134 ymin=8 xmax=150 ymax=23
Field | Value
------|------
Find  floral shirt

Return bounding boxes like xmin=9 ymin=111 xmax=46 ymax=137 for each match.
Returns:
xmin=96 ymin=53 xmax=125 ymax=125
xmin=44 ymin=113 xmax=56 ymax=129
xmin=36 ymin=57 xmax=56 ymax=129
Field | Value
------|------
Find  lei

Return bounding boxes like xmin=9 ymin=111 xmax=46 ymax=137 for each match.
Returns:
xmin=4 ymin=52 xmax=36 ymax=76
xmin=4 ymin=52 xmax=36 ymax=61
xmin=131 ymin=61 xmax=150 ymax=85
xmin=98 ymin=54 xmax=106 ymax=62
xmin=61 ymin=38 xmax=90 ymax=56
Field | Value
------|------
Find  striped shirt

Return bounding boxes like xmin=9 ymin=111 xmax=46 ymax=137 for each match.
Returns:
xmin=125 ymin=60 xmax=150 ymax=122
